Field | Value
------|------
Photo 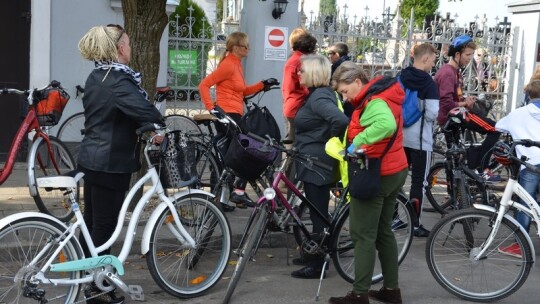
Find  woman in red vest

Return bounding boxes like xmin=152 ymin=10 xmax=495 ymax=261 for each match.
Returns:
xmin=328 ymin=61 xmax=407 ymax=304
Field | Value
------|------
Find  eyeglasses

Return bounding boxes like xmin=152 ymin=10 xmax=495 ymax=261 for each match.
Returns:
xmin=107 ymin=24 xmax=125 ymax=44
xmin=328 ymin=51 xmax=337 ymax=55
xmin=237 ymin=44 xmax=250 ymax=50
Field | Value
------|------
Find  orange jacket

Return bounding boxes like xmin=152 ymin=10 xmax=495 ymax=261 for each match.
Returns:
xmin=282 ymin=50 xmax=309 ymax=118
xmin=199 ymin=54 xmax=264 ymax=115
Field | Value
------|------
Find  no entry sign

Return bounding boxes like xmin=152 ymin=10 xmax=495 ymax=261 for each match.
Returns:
xmin=268 ymin=28 xmax=285 ymax=47
xmin=264 ymin=26 xmax=288 ymax=61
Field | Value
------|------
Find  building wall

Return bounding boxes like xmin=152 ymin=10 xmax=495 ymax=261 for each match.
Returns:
xmin=32 ymin=0 xmax=175 ymax=134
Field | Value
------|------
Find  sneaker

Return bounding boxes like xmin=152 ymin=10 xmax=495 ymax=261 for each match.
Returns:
xmin=483 ymin=170 xmax=502 ymax=182
xmin=413 ymin=225 xmax=430 ymax=238
xmin=84 ymin=283 xmax=125 ymax=304
xmin=498 ymin=243 xmax=522 ymax=258
xmin=229 ymin=192 xmax=255 ymax=208
xmin=391 ymin=219 xmax=407 ymax=230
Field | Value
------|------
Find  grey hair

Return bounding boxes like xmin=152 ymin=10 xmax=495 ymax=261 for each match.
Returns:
xmin=331 ymin=61 xmax=369 ymax=90
xmin=78 ymin=26 xmax=123 ymax=62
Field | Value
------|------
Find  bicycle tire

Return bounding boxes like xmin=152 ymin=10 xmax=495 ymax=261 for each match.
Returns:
xmin=426 ymin=209 xmax=532 ymax=302
xmin=164 ymin=114 xmax=203 ymax=136
xmin=223 ymin=203 xmax=270 ymax=304
xmin=30 ymin=136 xmax=79 ymax=222
xmin=146 ymin=193 xmax=231 ymax=298
xmin=331 ymin=194 xmax=414 ymax=284
xmin=56 ymin=112 xmax=85 ymax=160
xmin=0 ymin=217 xmax=83 ymax=303
xmin=192 ymin=142 xmax=221 ymax=191
xmin=425 ymin=161 xmax=453 ymax=214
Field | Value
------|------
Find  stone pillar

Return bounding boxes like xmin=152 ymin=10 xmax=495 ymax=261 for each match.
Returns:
xmin=508 ymin=1 xmax=540 ymax=109
xmin=240 ymin=0 xmax=300 ymax=137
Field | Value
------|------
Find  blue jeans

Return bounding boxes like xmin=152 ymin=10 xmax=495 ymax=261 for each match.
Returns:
xmin=516 ymin=166 xmax=540 ymax=232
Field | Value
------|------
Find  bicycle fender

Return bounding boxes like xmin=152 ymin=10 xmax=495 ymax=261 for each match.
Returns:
xmin=0 ymin=211 xmax=68 ymax=231
xmin=140 ymin=189 xmax=215 ymax=254
xmin=473 ymin=204 xmax=536 ymax=262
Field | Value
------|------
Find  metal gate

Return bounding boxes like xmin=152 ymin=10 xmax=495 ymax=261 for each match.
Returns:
xmin=166 ymin=7 xmax=516 ymax=120
xmin=306 ymin=9 xmax=516 ymax=120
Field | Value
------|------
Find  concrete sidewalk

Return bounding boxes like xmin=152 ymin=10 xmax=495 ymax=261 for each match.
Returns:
xmin=1 ymin=165 xmax=540 ymax=303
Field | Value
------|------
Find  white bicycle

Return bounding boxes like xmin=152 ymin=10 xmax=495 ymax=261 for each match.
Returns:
xmin=0 ymin=124 xmax=231 ymax=303
xmin=425 ymin=139 xmax=540 ymax=302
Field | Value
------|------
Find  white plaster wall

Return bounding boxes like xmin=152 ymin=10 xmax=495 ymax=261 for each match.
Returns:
xmin=38 ymin=0 xmax=175 ymax=134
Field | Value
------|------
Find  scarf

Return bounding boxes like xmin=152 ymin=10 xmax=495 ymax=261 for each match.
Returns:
xmin=94 ymin=61 xmax=149 ymax=101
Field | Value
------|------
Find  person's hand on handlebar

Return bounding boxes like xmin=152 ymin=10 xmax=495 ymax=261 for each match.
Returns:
xmin=262 ymin=78 xmax=279 ymax=91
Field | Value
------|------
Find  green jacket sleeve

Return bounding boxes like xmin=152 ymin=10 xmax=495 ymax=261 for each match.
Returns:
xmin=352 ymin=98 xmax=397 ymax=147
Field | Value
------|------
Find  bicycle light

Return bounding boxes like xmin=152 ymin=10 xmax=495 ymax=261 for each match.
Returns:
xmin=264 ymin=188 xmax=276 ymax=200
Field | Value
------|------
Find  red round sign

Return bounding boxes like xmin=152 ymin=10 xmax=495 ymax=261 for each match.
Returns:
xmin=268 ymin=29 xmax=285 ymax=47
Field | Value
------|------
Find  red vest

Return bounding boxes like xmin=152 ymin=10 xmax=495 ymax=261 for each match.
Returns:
xmin=347 ymin=78 xmax=408 ymax=176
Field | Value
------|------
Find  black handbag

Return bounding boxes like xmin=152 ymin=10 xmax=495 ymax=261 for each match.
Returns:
xmin=239 ymin=103 xmax=282 ymax=141
xmin=348 ymin=126 xmax=398 ymax=200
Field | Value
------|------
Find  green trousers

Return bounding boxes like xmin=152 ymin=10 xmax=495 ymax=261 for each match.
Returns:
xmin=349 ymin=168 xmax=408 ymax=293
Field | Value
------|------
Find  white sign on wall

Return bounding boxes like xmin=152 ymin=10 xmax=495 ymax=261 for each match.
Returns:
xmin=264 ymin=26 xmax=288 ymax=61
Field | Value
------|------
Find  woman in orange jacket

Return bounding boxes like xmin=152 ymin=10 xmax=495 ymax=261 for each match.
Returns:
xmin=199 ymin=31 xmax=277 ymax=211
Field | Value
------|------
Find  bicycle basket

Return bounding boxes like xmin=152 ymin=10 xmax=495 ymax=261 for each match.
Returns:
xmin=34 ymin=85 xmax=70 ymax=126
xmin=151 ymin=131 xmax=198 ymax=188
xmin=224 ymin=133 xmax=278 ymax=181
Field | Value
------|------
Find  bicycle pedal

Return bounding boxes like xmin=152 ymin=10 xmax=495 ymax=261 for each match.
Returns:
xmin=105 ymin=272 xmax=129 ymax=294
xmin=128 ymin=284 xmax=144 ymax=301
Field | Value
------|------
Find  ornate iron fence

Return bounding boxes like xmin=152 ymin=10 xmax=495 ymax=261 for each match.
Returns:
xmin=307 ymin=9 xmax=516 ymax=120
xmin=166 ymin=7 xmax=516 ymax=120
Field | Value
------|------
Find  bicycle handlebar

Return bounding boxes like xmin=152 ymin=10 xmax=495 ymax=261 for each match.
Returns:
xmin=508 ymin=139 xmax=540 ymax=175
xmin=243 ymin=85 xmax=280 ymax=103
xmin=246 ymin=132 xmax=333 ymax=171
xmin=135 ymin=123 xmax=165 ymax=136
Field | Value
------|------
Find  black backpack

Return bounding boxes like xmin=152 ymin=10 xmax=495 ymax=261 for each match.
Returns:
xmin=239 ymin=103 xmax=282 ymax=142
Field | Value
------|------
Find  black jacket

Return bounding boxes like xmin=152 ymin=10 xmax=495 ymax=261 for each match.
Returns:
xmin=294 ymin=86 xmax=349 ymax=185
xmin=78 ymin=69 xmax=164 ymax=173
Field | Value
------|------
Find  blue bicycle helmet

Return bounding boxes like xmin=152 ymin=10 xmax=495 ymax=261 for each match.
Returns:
xmin=448 ymin=34 xmax=473 ymax=56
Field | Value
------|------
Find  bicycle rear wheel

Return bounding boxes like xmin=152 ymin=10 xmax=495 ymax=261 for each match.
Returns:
xmin=146 ymin=193 xmax=231 ymax=298
xmin=426 ymin=209 xmax=532 ymax=302
xmin=331 ymin=194 xmax=414 ymax=284
xmin=56 ymin=112 xmax=85 ymax=160
xmin=164 ymin=114 xmax=203 ymax=137
xmin=223 ymin=203 xmax=270 ymax=304
xmin=30 ymin=136 xmax=79 ymax=222
xmin=425 ymin=161 xmax=453 ymax=214
xmin=0 ymin=217 xmax=83 ymax=303
xmin=192 ymin=142 xmax=221 ymax=191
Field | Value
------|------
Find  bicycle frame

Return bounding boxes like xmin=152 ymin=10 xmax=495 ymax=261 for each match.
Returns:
xmin=472 ymin=177 xmax=539 ymax=260
xmin=0 ymin=102 xmax=46 ymax=184
xmin=22 ymin=146 xmax=200 ymax=288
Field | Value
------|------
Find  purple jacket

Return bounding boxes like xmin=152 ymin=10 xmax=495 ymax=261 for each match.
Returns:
xmin=434 ymin=64 xmax=461 ymax=125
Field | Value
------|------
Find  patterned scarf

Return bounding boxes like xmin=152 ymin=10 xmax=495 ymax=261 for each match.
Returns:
xmin=94 ymin=61 xmax=149 ymax=101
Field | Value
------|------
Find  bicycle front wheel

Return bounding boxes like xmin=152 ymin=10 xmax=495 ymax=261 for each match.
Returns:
xmin=332 ymin=194 xmax=414 ymax=284
xmin=0 ymin=217 xmax=83 ymax=303
xmin=56 ymin=112 xmax=85 ymax=160
xmin=223 ymin=203 xmax=270 ymax=304
xmin=426 ymin=209 xmax=532 ymax=302
xmin=146 ymin=193 xmax=231 ymax=298
xmin=30 ymin=136 xmax=79 ymax=222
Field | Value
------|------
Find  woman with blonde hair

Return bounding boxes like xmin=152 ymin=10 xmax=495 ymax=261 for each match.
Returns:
xmin=78 ymin=24 xmax=164 ymax=304
xmin=199 ymin=31 xmax=278 ymax=211
xmin=291 ymin=54 xmax=348 ymax=279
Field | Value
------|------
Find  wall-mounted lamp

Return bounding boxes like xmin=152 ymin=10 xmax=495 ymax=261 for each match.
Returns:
xmin=272 ymin=0 xmax=289 ymax=19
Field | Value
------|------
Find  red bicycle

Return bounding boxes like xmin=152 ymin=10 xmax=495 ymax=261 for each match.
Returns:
xmin=0 ymin=80 xmax=78 ymax=222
